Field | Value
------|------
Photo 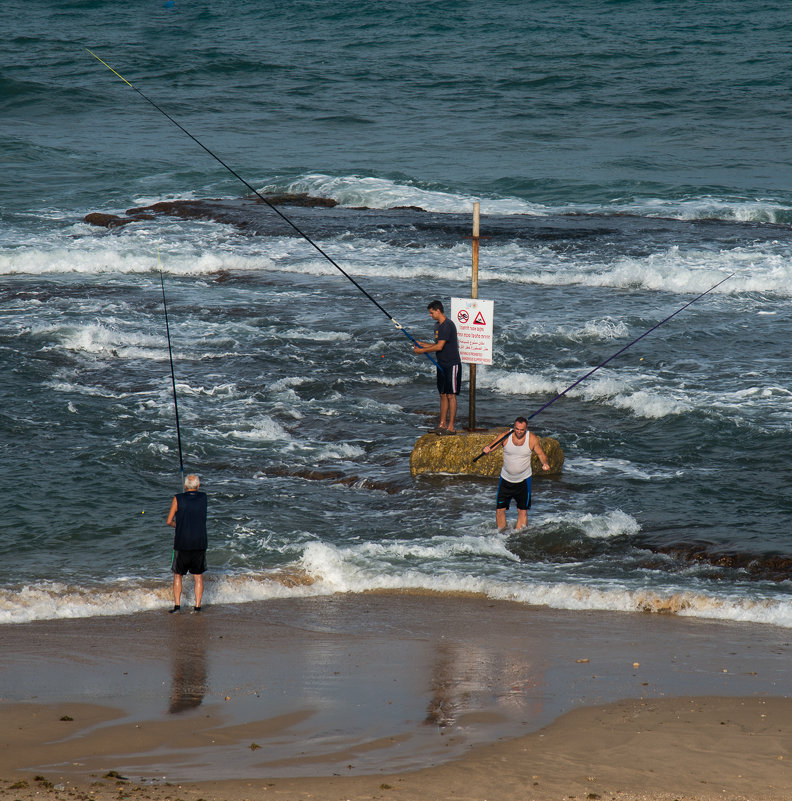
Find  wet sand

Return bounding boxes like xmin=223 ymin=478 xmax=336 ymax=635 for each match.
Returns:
xmin=1 ymin=594 xmax=791 ymax=800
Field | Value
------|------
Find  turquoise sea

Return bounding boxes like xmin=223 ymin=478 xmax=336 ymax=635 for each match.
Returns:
xmin=2 ymin=0 xmax=792 ymax=625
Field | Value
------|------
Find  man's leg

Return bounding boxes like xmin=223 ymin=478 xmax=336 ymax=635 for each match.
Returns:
xmin=438 ymin=393 xmax=449 ymax=428
xmin=446 ymin=393 xmax=457 ymax=431
xmin=514 ymin=480 xmax=531 ymax=530
xmin=194 ymin=574 xmax=204 ymax=608
xmin=496 ymin=508 xmax=507 ymax=530
xmin=172 ymin=573 xmax=183 ymax=606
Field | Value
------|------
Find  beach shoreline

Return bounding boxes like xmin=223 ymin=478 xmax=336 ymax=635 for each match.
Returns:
xmin=1 ymin=594 xmax=791 ymax=799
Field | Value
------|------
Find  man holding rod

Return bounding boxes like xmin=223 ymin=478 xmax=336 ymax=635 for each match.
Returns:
xmin=482 ymin=417 xmax=550 ymax=531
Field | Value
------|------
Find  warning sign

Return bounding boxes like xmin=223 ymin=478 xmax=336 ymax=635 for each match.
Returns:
xmin=450 ymin=297 xmax=494 ymax=365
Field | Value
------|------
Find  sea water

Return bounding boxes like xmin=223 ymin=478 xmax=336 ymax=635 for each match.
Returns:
xmin=2 ymin=0 xmax=792 ymax=626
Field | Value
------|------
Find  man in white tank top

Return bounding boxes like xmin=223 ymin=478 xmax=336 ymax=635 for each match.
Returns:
xmin=483 ymin=416 xmax=550 ymax=530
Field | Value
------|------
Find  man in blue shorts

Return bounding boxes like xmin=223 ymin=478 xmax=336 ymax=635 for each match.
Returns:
xmin=483 ymin=417 xmax=550 ymax=530
xmin=166 ymin=473 xmax=208 ymax=613
xmin=413 ymin=299 xmax=462 ymax=433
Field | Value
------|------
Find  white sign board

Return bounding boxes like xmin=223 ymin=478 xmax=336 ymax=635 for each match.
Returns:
xmin=450 ymin=297 xmax=494 ymax=365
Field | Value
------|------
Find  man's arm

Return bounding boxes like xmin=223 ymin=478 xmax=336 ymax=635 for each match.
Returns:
xmin=483 ymin=430 xmax=511 ymax=454
xmin=413 ymin=338 xmax=446 ymax=355
xmin=529 ymin=432 xmax=551 ymax=471
xmin=166 ymin=496 xmax=178 ymax=528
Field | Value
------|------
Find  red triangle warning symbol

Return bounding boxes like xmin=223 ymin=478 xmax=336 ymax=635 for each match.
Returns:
xmin=473 ymin=311 xmax=486 ymax=325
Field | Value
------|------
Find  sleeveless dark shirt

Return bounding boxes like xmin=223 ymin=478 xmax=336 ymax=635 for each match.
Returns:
xmin=173 ymin=490 xmax=208 ymax=550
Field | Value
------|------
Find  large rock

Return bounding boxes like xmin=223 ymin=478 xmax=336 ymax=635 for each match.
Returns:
xmin=410 ymin=430 xmax=564 ymax=477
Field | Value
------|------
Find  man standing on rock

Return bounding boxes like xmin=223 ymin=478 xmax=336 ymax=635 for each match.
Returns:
xmin=483 ymin=417 xmax=550 ymax=530
xmin=413 ymin=300 xmax=462 ymax=434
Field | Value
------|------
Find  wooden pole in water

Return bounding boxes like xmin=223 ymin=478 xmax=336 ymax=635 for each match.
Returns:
xmin=469 ymin=202 xmax=480 ymax=431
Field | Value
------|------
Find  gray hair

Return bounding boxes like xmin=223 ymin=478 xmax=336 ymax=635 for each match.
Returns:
xmin=184 ymin=474 xmax=201 ymax=490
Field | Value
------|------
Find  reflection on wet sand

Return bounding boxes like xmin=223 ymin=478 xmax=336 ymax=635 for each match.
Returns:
xmin=168 ymin=615 xmax=208 ymax=714
xmin=424 ymin=639 xmax=543 ymax=729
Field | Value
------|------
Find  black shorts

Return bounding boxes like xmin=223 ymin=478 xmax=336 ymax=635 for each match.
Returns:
xmin=496 ymin=477 xmax=532 ymax=511
xmin=171 ymin=549 xmax=207 ymax=575
xmin=436 ymin=363 xmax=461 ymax=395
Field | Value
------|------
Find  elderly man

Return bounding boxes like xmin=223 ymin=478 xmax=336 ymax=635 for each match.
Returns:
xmin=166 ymin=473 xmax=208 ymax=613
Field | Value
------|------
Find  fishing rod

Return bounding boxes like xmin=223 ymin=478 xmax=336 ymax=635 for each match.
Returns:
xmin=158 ymin=246 xmax=185 ymax=486
xmin=473 ymin=273 xmax=733 ymax=462
xmin=86 ymin=49 xmax=443 ymax=373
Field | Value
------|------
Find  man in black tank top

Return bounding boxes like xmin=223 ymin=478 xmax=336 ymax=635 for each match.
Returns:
xmin=166 ymin=474 xmax=208 ymax=613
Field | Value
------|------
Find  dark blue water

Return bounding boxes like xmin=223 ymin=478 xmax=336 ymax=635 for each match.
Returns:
xmin=1 ymin=0 xmax=792 ymax=624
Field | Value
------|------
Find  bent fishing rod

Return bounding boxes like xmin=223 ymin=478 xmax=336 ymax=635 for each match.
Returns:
xmin=158 ymin=247 xmax=185 ymax=486
xmin=86 ymin=49 xmax=442 ymax=373
xmin=473 ymin=273 xmax=733 ymax=461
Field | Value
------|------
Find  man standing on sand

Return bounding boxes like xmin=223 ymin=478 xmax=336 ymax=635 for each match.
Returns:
xmin=413 ymin=300 xmax=462 ymax=434
xmin=483 ymin=417 xmax=550 ymax=531
xmin=166 ymin=473 xmax=208 ymax=613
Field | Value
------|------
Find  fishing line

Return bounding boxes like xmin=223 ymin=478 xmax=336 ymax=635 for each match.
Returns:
xmin=86 ymin=49 xmax=442 ymax=372
xmin=158 ymin=246 xmax=185 ymax=484
xmin=473 ymin=273 xmax=733 ymax=461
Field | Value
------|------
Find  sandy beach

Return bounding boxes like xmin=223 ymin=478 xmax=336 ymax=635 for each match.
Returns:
xmin=1 ymin=594 xmax=791 ymax=801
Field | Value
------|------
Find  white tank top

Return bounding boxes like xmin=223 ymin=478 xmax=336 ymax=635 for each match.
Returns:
xmin=501 ymin=432 xmax=533 ymax=482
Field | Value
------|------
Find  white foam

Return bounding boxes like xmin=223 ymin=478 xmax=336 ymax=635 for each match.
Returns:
xmin=269 ymin=174 xmax=545 ymax=216
xmin=361 ymin=375 xmax=412 ymax=386
xmin=279 ymin=328 xmax=352 ymax=342
xmin=6 ymin=205 xmax=792 ymax=300
xmin=565 ymin=456 xmax=681 ymax=481
xmin=3 ymin=559 xmax=791 ymax=630
xmin=0 ymin=575 xmax=329 ymax=624
xmin=171 ymin=382 xmax=240 ymax=399
xmin=222 ymin=416 xmax=291 ymax=442
xmin=541 ymin=509 xmax=641 ymax=539
xmin=267 ymin=174 xmax=792 ymax=225
xmin=321 ymin=442 xmax=367 ymax=460
xmin=558 ymin=317 xmax=630 ymax=342
xmin=0 ymin=581 xmax=165 ymax=624
xmin=41 ymin=321 xmax=169 ymax=361
xmin=478 ymin=368 xmax=692 ymax=420
xmin=46 ymin=379 xmax=133 ymax=400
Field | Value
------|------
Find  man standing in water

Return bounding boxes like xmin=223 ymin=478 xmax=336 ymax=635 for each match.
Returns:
xmin=413 ymin=300 xmax=462 ymax=433
xmin=166 ymin=474 xmax=208 ymax=613
xmin=483 ymin=417 xmax=550 ymax=530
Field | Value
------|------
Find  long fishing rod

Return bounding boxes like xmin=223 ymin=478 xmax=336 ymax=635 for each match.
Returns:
xmin=158 ymin=247 xmax=185 ymax=486
xmin=473 ymin=273 xmax=733 ymax=462
xmin=86 ymin=49 xmax=442 ymax=373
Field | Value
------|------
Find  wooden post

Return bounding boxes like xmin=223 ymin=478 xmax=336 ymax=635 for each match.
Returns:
xmin=469 ymin=202 xmax=479 ymax=431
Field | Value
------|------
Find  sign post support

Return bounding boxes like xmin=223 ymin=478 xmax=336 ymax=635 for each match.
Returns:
xmin=451 ymin=202 xmax=493 ymax=433
xmin=469 ymin=202 xmax=479 ymax=430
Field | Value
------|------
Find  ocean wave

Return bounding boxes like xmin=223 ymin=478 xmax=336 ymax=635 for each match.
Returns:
xmin=564 ymin=456 xmax=681 ymax=481
xmin=302 ymin=535 xmax=518 ymax=567
xmin=2 ymin=560 xmax=791 ymax=629
xmin=45 ymin=379 xmax=134 ymax=400
xmin=220 ymin=416 xmax=292 ymax=442
xmin=543 ymin=509 xmax=641 ymax=540
xmin=268 ymin=174 xmax=792 ymax=224
xmin=269 ymin=174 xmax=546 ymax=216
xmin=558 ymin=317 xmax=630 ymax=343
xmin=478 ymin=368 xmax=692 ymax=420
xmin=0 ymin=573 xmax=326 ymax=625
xmin=40 ymin=321 xmax=169 ymax=361
xmin=6 ymin=207 xmax=792 ymax=301
xmin=271 ymin=327 xmax=352 ymax=343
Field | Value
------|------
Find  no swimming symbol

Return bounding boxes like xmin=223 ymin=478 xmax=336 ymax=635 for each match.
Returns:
xmin=457 ymin=309 xmax=487 ymax=325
